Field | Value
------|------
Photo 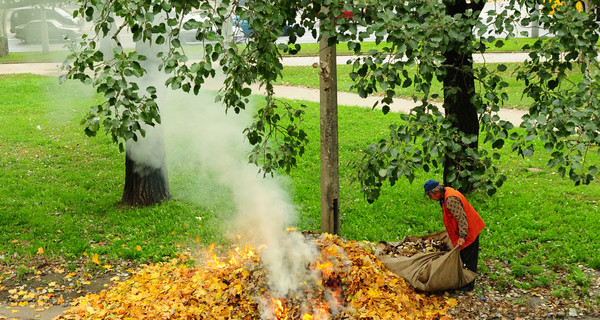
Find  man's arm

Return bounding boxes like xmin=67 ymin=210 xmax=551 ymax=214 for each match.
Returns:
xmin=446 ymin=196 xmax=468 ymax=242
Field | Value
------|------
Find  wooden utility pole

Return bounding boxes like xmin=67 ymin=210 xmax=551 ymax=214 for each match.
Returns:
xmin=319 ymin=11 xmax=340 ymax=235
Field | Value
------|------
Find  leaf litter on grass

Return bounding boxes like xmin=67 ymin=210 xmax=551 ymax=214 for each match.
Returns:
xmin=57 ymin=232 xmax=457 ymax=320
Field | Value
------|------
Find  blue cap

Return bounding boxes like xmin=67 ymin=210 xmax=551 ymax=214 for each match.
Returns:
xmin=423 ymin=179 xmax=440 ymax=195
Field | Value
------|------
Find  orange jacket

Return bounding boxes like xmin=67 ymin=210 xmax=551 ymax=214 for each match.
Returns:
xmin=442 ymin=187 xmax=485 ymax=250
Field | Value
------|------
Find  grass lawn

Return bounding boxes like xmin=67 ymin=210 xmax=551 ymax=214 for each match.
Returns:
xmin=277 ymin=62 xmax=586 ymax=110
xmin=1 ymin=74 xmax=599 ymax=304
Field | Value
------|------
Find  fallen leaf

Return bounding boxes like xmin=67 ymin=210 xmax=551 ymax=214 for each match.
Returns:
xmin=92 ymin=253 xmax=100 ymax=265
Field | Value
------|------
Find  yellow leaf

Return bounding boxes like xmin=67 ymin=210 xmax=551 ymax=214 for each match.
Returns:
xmin=135 ymin=245 xmax=142 ymax=251
xmin=37 ymin=247 xmax=44 ymax=255
xmin=92 ymin=253 xmax=100 ymax=265
xmin=445 ymin=297 xmax=458 ymax=308
xmin=366 ymin=287 xmax=380 ymax=298
xmin=56 ymin=295 xmax=64 ymax=305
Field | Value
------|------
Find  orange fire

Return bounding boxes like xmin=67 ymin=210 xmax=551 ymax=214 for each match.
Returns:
xmin=206 ymin=243 xmax=226 ymax=268
xmin=272 ymin=298 xmax=288 ymax=320
xmin=301 ymin=301 xmax=330 ymax=320
xmin=205 ymin=241 xmax=259 ymax=269
xmin=314 ymin=260 xmax=334 ymax=281
xmin=205 ymin=236 xmax=344 ymax=320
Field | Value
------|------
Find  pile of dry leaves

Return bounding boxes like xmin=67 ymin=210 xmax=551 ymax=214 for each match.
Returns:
xmin=56 ymin=233 xmax=457 ymax=320
xmin=379 ymin=238 xmax=449 ymax=258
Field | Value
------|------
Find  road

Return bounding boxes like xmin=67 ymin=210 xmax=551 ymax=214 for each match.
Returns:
xmin=5 ymin=1 xmax=546 ymax=53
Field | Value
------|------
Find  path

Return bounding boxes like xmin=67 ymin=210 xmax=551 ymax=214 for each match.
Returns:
xmin=0 ymin=52 xmax=527 ymax=126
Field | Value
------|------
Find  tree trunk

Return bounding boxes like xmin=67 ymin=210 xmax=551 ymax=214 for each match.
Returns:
xmin=0 ymin=10 xmax=8 ymax=57
xmin=442 ymin=0 xmax=485 ymax=193
xmin=120 ymin=114 xmax=170 ymax=207
xmin=0 ymin=36 xmax=7 ymax=57
xmin=122 ymin=152 xmax=171 ymax=206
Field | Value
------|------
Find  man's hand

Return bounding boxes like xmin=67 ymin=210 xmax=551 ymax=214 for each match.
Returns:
xmin=457 ymin=238 xmax=465 ymax=248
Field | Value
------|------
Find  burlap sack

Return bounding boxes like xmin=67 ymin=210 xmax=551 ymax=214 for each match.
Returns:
xmin=375 ymin=230 xmax=476 ymax=292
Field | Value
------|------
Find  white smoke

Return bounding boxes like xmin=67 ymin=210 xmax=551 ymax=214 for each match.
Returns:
xmin=113 ymin=11 xmax=317 ymax=299
xmin=160 ymin=83 xmax=317 ymax=296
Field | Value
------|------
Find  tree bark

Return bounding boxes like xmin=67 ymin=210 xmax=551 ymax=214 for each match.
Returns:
xmin=319 ymin=8 xmax=340 ymax=235
xmin=122 ymin=152 xmax=171 ymax=206
xmin=442 ymin=0 xmax=485 ymax=193
xmin=0 ymin=36 xmax=7 ymax=57
xmin=0 ymin=10 xmax=8 ymax=57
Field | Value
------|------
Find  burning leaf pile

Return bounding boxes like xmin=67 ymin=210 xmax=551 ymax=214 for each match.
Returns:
xmin=379 ymin=238 xmax=449 ymax=258
xmin=57 ymin=233 xmax=457 ymax=320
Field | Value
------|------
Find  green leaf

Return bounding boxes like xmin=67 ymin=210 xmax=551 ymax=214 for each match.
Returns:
xmin=241 ymin=87 xmax=252 ymax=97
xmin=492 ymin=139 xmax=504 ymax=149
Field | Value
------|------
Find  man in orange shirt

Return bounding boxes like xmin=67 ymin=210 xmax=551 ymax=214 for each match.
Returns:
xmin=424 ymin=179 xmax=485 ymax=291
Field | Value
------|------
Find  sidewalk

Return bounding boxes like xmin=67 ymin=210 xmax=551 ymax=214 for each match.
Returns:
xmin=0 ymin=52 xmax=527 ymax=125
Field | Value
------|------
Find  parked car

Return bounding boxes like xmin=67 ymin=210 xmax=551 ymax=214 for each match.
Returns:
xmin=10 ymin=7 xmax=80 ymax=33
xmin=14 ymin=20 xmax=82 ymax=43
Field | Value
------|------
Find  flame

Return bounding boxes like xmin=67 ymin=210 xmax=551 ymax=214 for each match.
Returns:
xmin=315 ymin=260 xmax=334 ymax=279
xmin=272 ymin=298 xmax=288 ymax=320
xmin=205 ymin=241 xmax=259 ymax=269
xmin=301 ymin=301 xmax=330 ymax=320
xmin=206 ymin=243 xmax=226 ymax=268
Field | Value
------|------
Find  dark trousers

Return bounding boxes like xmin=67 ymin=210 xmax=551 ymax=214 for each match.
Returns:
xmin=460 ymin=235 xmax=480 ymax=273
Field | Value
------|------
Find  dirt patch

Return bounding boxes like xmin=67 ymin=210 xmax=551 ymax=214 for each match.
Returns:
xmin=446 ymin=258 xmax=600 ymax=319
xmin=0 ymin=255 xmax=135 ymax=319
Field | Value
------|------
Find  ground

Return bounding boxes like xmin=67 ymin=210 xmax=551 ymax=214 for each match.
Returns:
xmin=0 ymin=61 xmax=598 ymax=319
xmin=0 ymin=253 xmax=598 ymax=320
xmin=446 ymin=258 xmax=600 ymax=320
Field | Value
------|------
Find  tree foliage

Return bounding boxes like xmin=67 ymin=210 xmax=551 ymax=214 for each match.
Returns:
xmin=63 ymin=0 xmax=310 ymax=174
xmin=342 ymin=0 xmax=600 ymax=201
xmin=63 ymin=0 xmax=600 ymax=202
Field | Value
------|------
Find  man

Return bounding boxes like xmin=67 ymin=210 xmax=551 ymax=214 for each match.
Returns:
xmin=424 ymin=179 xmax=485 ymax=291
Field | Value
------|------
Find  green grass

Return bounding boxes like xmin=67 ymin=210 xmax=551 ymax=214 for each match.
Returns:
xmin=278 ymin=62 xmax=585 ymax=110
xmin=1 ymin=74 xmax=599 ymax=300
xmin=279 ymin=37 xmax=541 ymax=56
xmin=0 ymin=74 xmax=228 ymax=267
xmin=0 ymin=50 xmax=70 ymax=63
xmin=0 ymin=38 xmax=539 ymax=63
